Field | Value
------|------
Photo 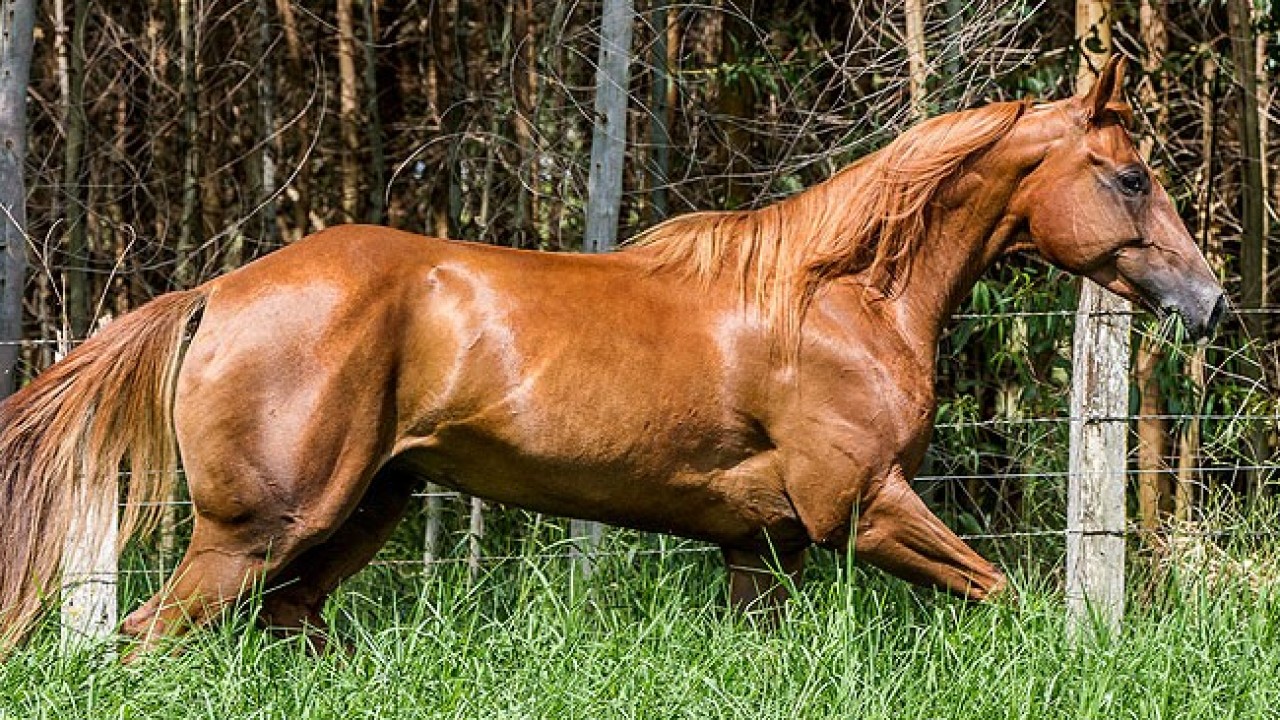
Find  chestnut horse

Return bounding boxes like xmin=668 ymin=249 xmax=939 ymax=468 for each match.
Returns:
xmin=0 ymin=58 xmax=1224 ymax=653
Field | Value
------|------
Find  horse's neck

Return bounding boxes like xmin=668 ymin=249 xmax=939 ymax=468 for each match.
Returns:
xmin=880 ymin=156 xmax=1029 ymax=364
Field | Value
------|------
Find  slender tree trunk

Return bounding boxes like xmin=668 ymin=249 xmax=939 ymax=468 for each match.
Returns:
xmin=1135 ymin=337 xmax=1169 ymax=529
xmin=942 ymin=0 xmax=964 ymax=111
xmin=337 ymin=0 xmax=361 ymax=222
xmin=1176 ymin=350 xmax=1205 ymax=521
xmin=1228 ymin=0 xmax=1264 ymax=337
xmin=648 ymin=0 xmax=670 ymax=222
xmin=1177 ymin=48 xmax=1220 ymax=519
xmin=511 ymin=0 xmax=535 ymax=245
xmin=583 ymin=0 xmax=635 ymax=252
xmin=430 ymin=0 xmax=467 ymax=239
xmin=423 ymin=483 xmax=444 ymax=573
xmin=716 ymin=5 xmax=753 ymax=208
xmin=468 ymin=496 xmax=484 ymax=581
xmin=62 ymin=0 xmax=89 ymax=337
xmin=904 ymin=0 xmax=928 ymax=120
xmin=1227 ymin=0 xmax=1266 ymax=502
xmin=424 ymin=23 xmax=448 ymax=239
xmin=176 ymin=0 xmax=200 ymax=287
xmin=250 ymin=0 xmax=278 ymax=254
xmin=276 ymin=0 xmax=309 ymax=241
xmin=0 ymin=0 xmax=35 ymax=398
xmin=1134 ymin=0 xmax=1170 ymax=532
xmin=532 ymin=0 xmax=569 ymax=247
xmin=1257 ymin=28 xmax=1270 ymax=269
xmin=476 ymin=7 xmax=515 ymax=241
xmin=361 ymin=0 xmax=385 ymax=224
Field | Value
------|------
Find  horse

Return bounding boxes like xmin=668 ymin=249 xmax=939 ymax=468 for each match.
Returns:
xmin=0 ymin=57 xmax=1224 ymax=654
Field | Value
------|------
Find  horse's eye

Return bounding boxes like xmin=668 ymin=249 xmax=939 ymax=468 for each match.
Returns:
xmin=1117 ymin=168 xmax=1150 ymax=197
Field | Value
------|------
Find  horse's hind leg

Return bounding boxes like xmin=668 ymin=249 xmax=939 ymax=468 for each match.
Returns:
xmin=722 ymin=547 xmax=806 ymax=618
xmin=119 ymin=444 xmax=389 ymax=654
xmin=258 ymin=463 xmax=418 ymax=653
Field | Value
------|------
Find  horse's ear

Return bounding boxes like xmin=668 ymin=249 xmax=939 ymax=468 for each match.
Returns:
xmin=1078 ymin=55 xmax=1127 ymax=124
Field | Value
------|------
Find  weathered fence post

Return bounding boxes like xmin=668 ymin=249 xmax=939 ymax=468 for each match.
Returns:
xmin=61 ymin=484 xmax=119 ymax=650
xmin=575 ymin=0 xmax=634 ymax=575
xmin=468 ymin=496 xmax=484 ymax=581
xmin=423 ymin=482 xmax=444 ymax=574
xmin=1066 ymin=0 xmax=1128 ymax=638
xmin=1066 ymin=283 xmax=1129 ymax=637
xmin=58 ymin=333 xmax=119 ymax=650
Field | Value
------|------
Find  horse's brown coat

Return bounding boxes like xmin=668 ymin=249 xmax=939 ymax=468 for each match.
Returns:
xmin=0 ymin=59 xmax=1224 ymax=654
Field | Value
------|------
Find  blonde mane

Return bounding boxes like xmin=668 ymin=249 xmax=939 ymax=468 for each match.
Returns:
xmin=627 ymin=100 xmax=1029 ymax=352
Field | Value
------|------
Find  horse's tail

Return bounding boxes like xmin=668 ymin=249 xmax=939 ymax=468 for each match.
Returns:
xmin=0 ymin=289 xmax=207 ymax=652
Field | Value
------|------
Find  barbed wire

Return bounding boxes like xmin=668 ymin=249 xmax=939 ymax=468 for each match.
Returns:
xmin=65 ymin=522 xmax=1280 ymax=582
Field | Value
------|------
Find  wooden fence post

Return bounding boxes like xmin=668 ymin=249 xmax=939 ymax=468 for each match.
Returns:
xmin=1066 ymin=1 xmax=1127 ymax=638
xmin=423 ymin=482 xmax=444 ymax=574
xmin=58 ymin=333 xmax=119 ymax=650
xmin=1066 ymin=281 xmax=1129 ymax=637
xmin=61 ymin=483 xmax=119 ymax=650
xmin=468 ymin=496 xmax=484 ymax=581
xmin=576 ymin=0 xmax=634 ymax=575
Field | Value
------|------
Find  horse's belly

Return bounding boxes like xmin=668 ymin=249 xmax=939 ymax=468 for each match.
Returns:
xmin=391 ymin=431 xmax=797 ymax=546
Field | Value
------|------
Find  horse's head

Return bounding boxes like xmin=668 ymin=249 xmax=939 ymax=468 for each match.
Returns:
xmin=1008 ymin=57 xmax=1226 ymax=340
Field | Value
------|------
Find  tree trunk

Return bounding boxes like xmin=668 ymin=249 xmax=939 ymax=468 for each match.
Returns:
xmin=583 ymin=0 xmax=634 ymax=252
xmin=1228 ymin=0 xmax=1265 ymax=337
xmin=1227 ymin=0 xmax=1266 ymax=502
xmin=361 ymin=0 xmax=385 ymax=224
xmin=62 ymin=0 xmax=90 ymax=337
xmin=532 ymin=0 xmax=569 ymax=247
xmin=904 ymin=0 xmax=928 ymax=120
xmin=337 ymin=0 xmax=361 ymax=222
xmin=716 ymin=5 xmax=753 ymax=209
xmin=1135 ymin=335 xmax=1170 ymax=530
xmin=1134 ymin=0 xmax=1170 ymax=532
xmin=430 ymin=0 xmax=467 ymax=240
xmin=476 ymin=6 xmax=516 ymax=241
xmin=511 ymin=0 xmax=535 ymax=245
xmin=1176 ymin=349 xmax=1205 ymax=521
xmin=1177 ymin=48 xmax=1221 ymax=520
xmin=276 ymin=0 xmax=310 ymax=241
xmin=0 ymin=0 xmax=35 ymax=397
xmin=648 ymin=0 xmax=670 ymax=222
xmin=176 ymin=0 xmax=200 ymax=288
xmin=250 ymin=0 xmax=278 ymax=254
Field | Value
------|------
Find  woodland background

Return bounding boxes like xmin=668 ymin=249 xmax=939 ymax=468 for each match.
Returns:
xmin=1 ymin=0 xmax=1278 ymax=569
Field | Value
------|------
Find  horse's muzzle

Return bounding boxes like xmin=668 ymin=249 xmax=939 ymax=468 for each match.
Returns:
xmin=1176 ymin=290 xmax=1227 ymax=343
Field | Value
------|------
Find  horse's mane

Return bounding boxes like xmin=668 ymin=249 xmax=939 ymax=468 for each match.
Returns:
xmin=627 ymin=100 xmax=1029 ymax=353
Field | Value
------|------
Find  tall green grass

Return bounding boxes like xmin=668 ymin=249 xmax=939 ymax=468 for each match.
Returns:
xmin=2 ymin=547 xmax=1277 ymax=720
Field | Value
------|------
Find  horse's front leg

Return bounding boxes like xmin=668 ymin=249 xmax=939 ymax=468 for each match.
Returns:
xmin=785 ymin=451 xmax=1007 ymax=602
xmin=850 ymin=465 xmax=1007 ymax=601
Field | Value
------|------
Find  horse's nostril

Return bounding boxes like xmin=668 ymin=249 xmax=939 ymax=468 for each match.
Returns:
xmin=1208 ymin=294 xmax=1227 ymax=333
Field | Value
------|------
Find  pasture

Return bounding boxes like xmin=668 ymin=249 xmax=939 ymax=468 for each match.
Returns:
xmin=5 ymin=542 xmax=1279 ymax=720
xmin=1 ymin=1 xmax=1278 ymax=717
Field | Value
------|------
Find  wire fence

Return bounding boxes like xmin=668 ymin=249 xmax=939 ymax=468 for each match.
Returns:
xmin=37 ymin=304 xmax=1275 ymax=599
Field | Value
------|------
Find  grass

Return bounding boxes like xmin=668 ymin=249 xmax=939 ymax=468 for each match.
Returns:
xmin=2 ymin=546 xmax=1278 ymax=720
